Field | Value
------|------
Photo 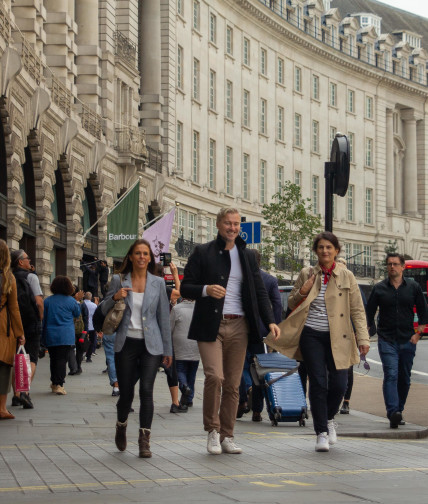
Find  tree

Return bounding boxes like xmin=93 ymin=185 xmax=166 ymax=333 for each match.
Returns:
xmin=261 ymin=181 xmax=322 ymax=282
xmin=376 ymin=239 xmax=398 ymax=278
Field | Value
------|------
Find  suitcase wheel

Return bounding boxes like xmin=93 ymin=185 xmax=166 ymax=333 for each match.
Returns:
xmin=299 ymin=419 xmax=306 ymax=427
xmin=299 ymin=411 xmax=306 ymax=427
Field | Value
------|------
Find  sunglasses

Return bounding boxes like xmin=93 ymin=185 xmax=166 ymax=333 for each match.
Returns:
xmin=358 ymin=353 xmax=370 ymax=374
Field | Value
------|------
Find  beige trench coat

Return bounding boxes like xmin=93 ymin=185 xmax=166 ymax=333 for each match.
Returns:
xmin=265 ymin=263 xmax=370 ymax=370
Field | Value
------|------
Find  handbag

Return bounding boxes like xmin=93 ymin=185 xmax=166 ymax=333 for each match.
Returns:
xmin=102 ymin=300 xmax=126 ymax=335
xmin=14 ymin=345 xmax=31 ymax=393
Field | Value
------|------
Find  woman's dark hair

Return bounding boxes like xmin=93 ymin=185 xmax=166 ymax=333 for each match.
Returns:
xmin=50 ymin=275 xmax=75 ymax=296
xmin=153 ymin=262 xmax=164 ymax=277
xmin=117 ymin=239 xmax=156 ymax=275
xmin=312 ymin=231 xmax=341 ymax=254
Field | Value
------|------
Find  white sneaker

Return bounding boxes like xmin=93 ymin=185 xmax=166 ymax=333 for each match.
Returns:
xmin=207 ymin=430 xmax=222 ymax=455
xmin=315 ymin=432 xmax=329 ymax=452
xmin=327 ymin=419 xmax=338 ymax=445
xmin=220 ymin=436 xmax=242 ymax=454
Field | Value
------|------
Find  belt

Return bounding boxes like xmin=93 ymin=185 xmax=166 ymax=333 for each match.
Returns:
xmin=222 ymin=314 xmax=244 ymax=320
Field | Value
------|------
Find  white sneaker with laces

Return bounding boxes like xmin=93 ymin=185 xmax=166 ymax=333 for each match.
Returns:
xmin=327 ymin=419 xmax=338 ymax=445
xmin=315 ymin=432 xmax=329 ymax=452
xmin=207 ymin=430 xmax=222 ymax=455
xmin=221 ymin=436 xmax=242 ymax=454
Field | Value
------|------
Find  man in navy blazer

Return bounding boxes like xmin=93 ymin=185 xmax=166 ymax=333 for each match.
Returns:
xmin=237 ymin=249 xmax=282 ymax=422
xmin=181 ymin=208 xmax=280 ymax=455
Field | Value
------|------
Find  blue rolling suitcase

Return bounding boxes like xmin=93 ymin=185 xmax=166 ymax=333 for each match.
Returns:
xmin=251 ymin=353 xmax=308 ymax=427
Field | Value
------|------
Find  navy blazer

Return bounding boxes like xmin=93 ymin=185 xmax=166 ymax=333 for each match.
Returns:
xmin=102 ymin=272 xmax=172 ymax=355
xmin=259 ymin=270 xmax=282 ymax=339
xmin=180 ymin=234 xmax=275 ymax=343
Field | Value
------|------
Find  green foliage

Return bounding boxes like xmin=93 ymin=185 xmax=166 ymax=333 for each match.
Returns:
xmin=376 ymin=239 xmax=399 ymax=278
xmin=261 ymin=181 xmax=322 ymax=281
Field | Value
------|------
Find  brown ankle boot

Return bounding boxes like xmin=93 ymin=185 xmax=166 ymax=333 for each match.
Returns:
xmin=115 ymin=420 xmax=127 ymax=451
xmin=138 ymin=428 xmax=152 ymax=458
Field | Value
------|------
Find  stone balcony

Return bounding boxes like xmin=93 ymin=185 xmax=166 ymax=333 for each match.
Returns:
xmin=114 ymin=31 xmax=137 ymax=69
xmin=114 ymin=126 xmax=147 ymax=159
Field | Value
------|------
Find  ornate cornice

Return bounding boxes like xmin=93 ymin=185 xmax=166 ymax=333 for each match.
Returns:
xmin=234 ymin=0 xmax=428 ymax=98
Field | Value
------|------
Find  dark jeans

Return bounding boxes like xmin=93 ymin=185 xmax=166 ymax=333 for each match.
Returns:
xmin=299 ymin=326 xmax=348 ymax=435
xmin=378 ymin=337 xmax=416 ymax=417
xmin=239 ymin=344 xmax=265 ymax=413
xmin=68 ymin=335 xmax=85 ymax=373
xmin=343 ymin=366 xmax=354 ymax=401
xmin=86 ymin=330 xmax=96 ymax=359
xmin=176 ymin=360 xmax=199 ymax=402
xmin=48 ymin=345 xmax=71 ymax=386
xmin=115 ymin=337 xmax=162 ymax=428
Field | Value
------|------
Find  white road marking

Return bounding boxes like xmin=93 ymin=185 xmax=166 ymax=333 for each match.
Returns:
xmin=366 ymin=357 xmax=428 ymax=377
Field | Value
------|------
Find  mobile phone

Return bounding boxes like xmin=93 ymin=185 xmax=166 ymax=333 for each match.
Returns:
xmin=160 ymin=252 xmax=172 ymax=266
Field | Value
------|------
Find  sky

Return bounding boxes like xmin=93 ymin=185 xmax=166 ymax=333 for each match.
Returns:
xmin=380 ymin=0 xmax=428 ymax=19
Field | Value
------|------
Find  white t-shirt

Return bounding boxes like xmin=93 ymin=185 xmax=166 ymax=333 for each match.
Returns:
xmin=128 ymin=292 xmax=144 ymax=339
xmin=27 ymin=273 xmax=43 ymax=297
xmin=222 ymin=245 xmax=244 ymax=315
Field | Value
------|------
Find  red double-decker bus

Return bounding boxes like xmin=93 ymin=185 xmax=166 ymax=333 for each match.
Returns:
xmin=404 ymin=260 xmax=428 ymax=336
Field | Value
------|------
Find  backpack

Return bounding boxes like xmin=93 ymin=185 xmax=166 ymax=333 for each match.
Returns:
xmin=92 ymin=301 xmax=105 ymax=333
xmin=74 ymin=309 xmax=84 ymax=335
xmin=13 ymin=269 xmax=40 ymax=331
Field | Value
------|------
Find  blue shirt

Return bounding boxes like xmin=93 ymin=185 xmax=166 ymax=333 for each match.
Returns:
xmin=42 ymin=294 xmax=81 ymax=347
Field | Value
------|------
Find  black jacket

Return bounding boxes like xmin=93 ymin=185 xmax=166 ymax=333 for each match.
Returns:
xmin=180 ymin=234 xmax=275 ymax=343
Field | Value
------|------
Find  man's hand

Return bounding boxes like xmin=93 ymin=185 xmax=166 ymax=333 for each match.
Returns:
xmin=410 ymin=332 xmax=422 ymax=344
xmin=269 ymin=323 xmax=281 ymax=341
xmin=206 ymin=284 xmax=226 ymax=299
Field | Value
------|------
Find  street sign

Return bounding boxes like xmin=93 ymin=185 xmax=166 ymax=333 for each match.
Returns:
xmin=240 ymin=222 xmax=261 ymax=244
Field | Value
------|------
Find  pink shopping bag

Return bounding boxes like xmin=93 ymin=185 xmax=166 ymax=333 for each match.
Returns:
xmin=14 ymin=345 xmax=31 ymax=393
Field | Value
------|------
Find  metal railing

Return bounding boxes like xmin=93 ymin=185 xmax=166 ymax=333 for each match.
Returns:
xmin=114 ymin=126 xmax=147 ymax=157
xmin=80 ymin=103 xmax=103 ymax=139
xmin=147 ymin=145 xmax=162 ymax=173
xmin=274 ymin=255 xmax=304 ymax=271
xmin=49 ymin=75 xmax=72 ymax=116
xmin=0 ymin=2 xmax=10 ymax=41
xmin=114 ymin=31 xmax=137 ymax=69
xmin=347 ymin=263 xmax=376 ymax=279
xmin=175 ymin=237 xmax=198 ymax=258
xmin=21 ymin=38 xmax=43 ymax=85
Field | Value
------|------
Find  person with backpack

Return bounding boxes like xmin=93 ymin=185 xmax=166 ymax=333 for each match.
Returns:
xmin=68 ymin=287 xmax=88 ymax=376
xmin=10 ymin=249 xmax=44 ymax=410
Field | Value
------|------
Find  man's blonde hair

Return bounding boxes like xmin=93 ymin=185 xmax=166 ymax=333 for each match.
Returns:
xmin=216 ymin=207 xmax=240 ymax=225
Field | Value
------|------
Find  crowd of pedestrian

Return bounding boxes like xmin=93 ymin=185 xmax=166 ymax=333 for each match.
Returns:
xmin=1 ymin=208 xmax=426 ymax=461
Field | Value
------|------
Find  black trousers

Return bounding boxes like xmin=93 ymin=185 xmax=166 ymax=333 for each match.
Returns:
xmin=115 ymin=337 xmax=162 ymax=428
xmin=299 ymin=326 xmax=348 ymax=435
xmin=343 ymin=366 xmax=354 ymax=401
xmin=48 ymin=345 xmax=71 ymax=386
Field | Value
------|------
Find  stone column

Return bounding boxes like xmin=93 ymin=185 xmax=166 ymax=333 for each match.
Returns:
xmin=139 ymin=0 xmax=164 ymax=150
xmin=402 ymin=110 xmax=418 ymax=215
xmin=75 ymin=0 xmax=100 ymax=111
xmin=44 ymin=0 xmax=71 ymax=82
xmin=385 ymin=109 xmax=395 ymax=211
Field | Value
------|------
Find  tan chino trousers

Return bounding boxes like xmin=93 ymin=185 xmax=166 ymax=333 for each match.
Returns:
xmin=197 ymin=317 xmax=248 ymax=440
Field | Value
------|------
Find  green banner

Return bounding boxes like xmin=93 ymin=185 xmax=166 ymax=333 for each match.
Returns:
xmin=106 ymin=182 xmax=139 ymax=257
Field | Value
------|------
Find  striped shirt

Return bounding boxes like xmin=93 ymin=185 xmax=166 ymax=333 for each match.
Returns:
xmin=305 ymin=280 xmax=330 ymax=331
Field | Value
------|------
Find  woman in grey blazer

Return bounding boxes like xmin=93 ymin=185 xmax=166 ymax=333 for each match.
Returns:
xmin=102 ymin=239 xmax=172 ymax=458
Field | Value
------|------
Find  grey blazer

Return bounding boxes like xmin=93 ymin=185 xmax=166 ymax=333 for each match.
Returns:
xmin=102 ymin=272 xmax=172 ymax=356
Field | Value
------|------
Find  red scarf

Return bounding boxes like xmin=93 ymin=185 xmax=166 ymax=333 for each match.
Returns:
xmin=320 ymin=263 xmax=335 ymax=285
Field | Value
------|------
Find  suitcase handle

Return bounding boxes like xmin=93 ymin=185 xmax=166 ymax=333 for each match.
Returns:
xmin=265 ymin=367 xmax=299 ymax=387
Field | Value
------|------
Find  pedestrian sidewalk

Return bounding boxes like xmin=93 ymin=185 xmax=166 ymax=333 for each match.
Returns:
xmin=1 ymin=348 xmax=427 ymax=502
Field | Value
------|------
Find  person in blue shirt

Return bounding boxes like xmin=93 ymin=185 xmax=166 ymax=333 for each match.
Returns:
xmin=42 ymin=276 xmax=81 ymax=395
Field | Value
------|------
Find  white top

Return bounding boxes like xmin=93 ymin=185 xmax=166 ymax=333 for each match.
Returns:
xmin=27 ymin=273 xmax=43 ymax=297
xmin=84 ymin=299 xmax=98 ymax=331
xmin=223 ymin=245 xmax=244 ymax=315
xmin=128 ymin=292 xmax=144 ymax=339
xmin=305 ymin=280 xmax=330 ymax=331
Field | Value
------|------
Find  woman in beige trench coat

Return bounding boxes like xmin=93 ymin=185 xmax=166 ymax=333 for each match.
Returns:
xmin=266 ymin=232 xmax=370 ymax=452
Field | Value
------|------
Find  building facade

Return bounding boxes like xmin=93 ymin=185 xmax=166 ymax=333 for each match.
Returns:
xmin=1 ymin=0 xmax=428 ymax=291
xmin=0 ymin=0 xmax=169 ymax=294
xmin=156 ymin=0 xmax=428 ymax=277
